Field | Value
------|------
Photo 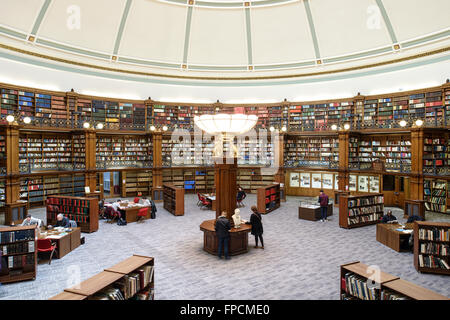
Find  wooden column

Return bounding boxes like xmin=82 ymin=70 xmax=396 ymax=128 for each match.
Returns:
xmin=274 ymin=133 xmax=284 ymax=183
xmin=338 ymin=131 xmax=350 ymax=191
xmin=152 ymin=132 xmax=163 ymax=188
xmin=84 ymin=129 xmax=99 ymax=197
xmin=214 ymin=157 xmax=237 ymax=222
xmin=410 ymin=128 xmax=424 ymax=200
xmin=5 ymin=124 xmax=20 ymax=204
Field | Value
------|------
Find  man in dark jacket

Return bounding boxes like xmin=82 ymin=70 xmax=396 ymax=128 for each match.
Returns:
xmin=318 ymin=190 xmax=329 ymax=222
xmin=54 ymin=214 xmax=70 ymax=228
xmin=381 ymin=210 xmax=397 ymax=223
xmin=215 ymin=211 xmax=231 ymax=260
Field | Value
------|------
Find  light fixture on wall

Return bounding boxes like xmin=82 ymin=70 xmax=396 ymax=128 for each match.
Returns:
xmin=96 ymin=123 xmax=104 ymax=130
xmin=415 ymin=119 xmax=423 ymax=127
xmin=23 ymin=116 xmax=31 ymax=124
xmin=399 ymin=120 xmax=407 ymax=127
xmin=83 ymin=122 xmax=90 ymax=129
xmin=6 ymin=115 xmax=15 ymax=123
xmin=281 ymin=126 xmax=287 ymax=132
xmin=343 ymin=123 xmax=350 ymax=130
xmin=162 ymin=125 xmax=168 ymax=131
xmin=331 ymin=124 xmax=338 ymax=131
xmin=269 ymin=126 xmax=275 ymax=132
xmin=150 ymin=125 xmax=156 ymax=131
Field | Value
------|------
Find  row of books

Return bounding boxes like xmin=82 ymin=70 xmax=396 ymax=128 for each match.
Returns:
xmin=418 ymin=254 xmax=450 ymax=269
xmin=342 ymin=272 xmax=379 ymax=300
xmin=0 ymin=229 xmax=35 ymax=244
xmin=419 ymin=243 xmax=449 ymax=256
xmin=1 ymin=253 xmax=35 ymax=269
xmin=418 ymin=228 xmax=449 ymax=241
xmin=47 ymin=198 xmax=90 ymax=208
xmin=348 ymin=196 xmax=384 ymax=208
xmin=348 ymin=205 xmax=384 ymax=217
xmin=1 ymin=241 xmax=35 ymax=255
xmin=348 ymin=213 xmax=382 ymax=226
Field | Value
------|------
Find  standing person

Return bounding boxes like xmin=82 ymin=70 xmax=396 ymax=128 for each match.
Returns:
xmin=215 ymin=211 xmax=231 ymax=260
xmin=246 ymin=206 xmax=264 ymax=249
xmin=318 ymin=190 xmax=329 ymax=222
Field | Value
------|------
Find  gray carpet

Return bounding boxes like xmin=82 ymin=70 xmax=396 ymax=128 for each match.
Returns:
xmin=0 ymin=194 xmax=449 ymax=300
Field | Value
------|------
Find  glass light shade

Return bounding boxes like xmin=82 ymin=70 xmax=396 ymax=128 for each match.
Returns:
xmin=6 ymin=115 xmax=14 ymax=123
xmin=83 ymin=122 xmax=90 ymax=129
xmin=344 ymin=123 xmax=350 ymax=130
xmin=281 ymin=126 xmax=287 ymax=132
xmin=194 ymin=113 xmax=258 ymax=134
xmin=150 ymin=125 xmax=156 ymax=131
xmin=162 ymin=125 xmax=168 ymax=131
xmin=399 ymin=120 xmax=407 ymax=127
xmin=331 ymin=124 xmax=337 ymax=130
xmin=96 ymin=123 xmax=104 ymax=129
xmin=415 ymin=119 xmax=423 ymax=127
xmin=269 ymin=126 xmax=275 ymax=132
xmin=23 ymin=116 xmax=31 ymax=124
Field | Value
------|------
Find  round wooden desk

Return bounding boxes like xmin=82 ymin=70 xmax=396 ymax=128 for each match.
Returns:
xmin=200 ymin=219 xmax=251 ymax=256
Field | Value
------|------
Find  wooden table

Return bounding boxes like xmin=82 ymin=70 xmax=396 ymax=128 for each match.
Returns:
xmin=376 ymin=223 xmax=413 ymax=252
xmin=200 ymin=219 xmax=251 ymax=256
xmin=42 ymin=227 xmax=81 ymax=259
xmin=298 ymin=204 xmax=333 ymax=221
xmin=118 ymin=204 xmax=151 ymax=223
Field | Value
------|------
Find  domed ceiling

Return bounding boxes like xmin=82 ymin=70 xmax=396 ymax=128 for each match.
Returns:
xmin=0 ymin=0 xmax=448 ymax=80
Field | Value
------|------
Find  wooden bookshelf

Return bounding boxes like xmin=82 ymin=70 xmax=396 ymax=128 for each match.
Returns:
xmin=46 ymin=196 xmax=99 ymax=233
xmin=0 ymin=225 xmax=37 ymax=284
xmin=50 ymin=255 xmax=154 ymax=300
xmin=256 ymin=183 xmax=281 ymax=214
xmin=163 ymin=184 xmax=184 ymax=216
xmin=423 ymin=131 xmax=449 ymax=176
xmin=341 ymin=261 xmax=448 ymax=300
xmin=339 ymin=193 xmax=384 ymax=229
xmin=123 ymin=170 xmax=152 ymax=197
xmin=414 ymin=221 xmax=450 ymax=275
xmin=424 ymin=179 xmax=449 ymax=214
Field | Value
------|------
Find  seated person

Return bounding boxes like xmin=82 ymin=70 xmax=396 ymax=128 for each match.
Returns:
xmin=54 ymin=214 xmax=70 ymax=228
xmin=381 ymin=210 xmax=397 ymax=223
xmin=141 ymin=196 xmax=151 ymax=206
xmin=112 ymin=199 xmax=121 ymax=212
xmin=21 ymin=214 xmax=42 ymax=228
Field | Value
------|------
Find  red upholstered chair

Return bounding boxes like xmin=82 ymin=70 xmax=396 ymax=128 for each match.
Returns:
xmin=200 ymin=196 xmax=212 ymax=210
xmin=134 ymin=197 xmax=140 ymax=203
xmin=137 ymin=207 xmax=148 ymax=222
xmin=197 ymin=193 xmax=203 ymax=207
xmin=37 ymin=239 xmax=57 ymax=265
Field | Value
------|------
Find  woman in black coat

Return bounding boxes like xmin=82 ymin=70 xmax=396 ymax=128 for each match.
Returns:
xmin=246 ymin=206 xmax=264 ymax=249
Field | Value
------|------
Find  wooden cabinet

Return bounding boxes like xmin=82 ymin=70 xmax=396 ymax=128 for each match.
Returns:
xmin=339 ymin=193 xmax=384 ymax=229
xmin=256 ymin=183 xmax=281 ymax=214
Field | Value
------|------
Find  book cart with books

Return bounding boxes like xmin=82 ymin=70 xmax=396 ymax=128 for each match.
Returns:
xmin=0 ymin=225 xmax=37 ymax=284
xmin=413 ymin=221 xmax=450 ymax=275
xmin=340 ymin=261 xmax=448 ymax=300
xmin=46 ymin=196 xmax=99 ymax=233
xmin=49 ymin=255 xmax=154 ymax=300
xmin=339 ymin=193 xmax=384 ymax=229
xmin=256 ymin=183 xmax=281 ymax=214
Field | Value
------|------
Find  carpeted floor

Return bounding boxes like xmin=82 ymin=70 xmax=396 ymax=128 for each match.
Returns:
xmin=0 ymin=194 xmax=449 ymax=300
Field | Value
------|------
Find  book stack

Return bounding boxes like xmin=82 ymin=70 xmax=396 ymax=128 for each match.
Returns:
xmin=380 ymin=289 xmax=410 ymax=300
xmin=409 ymin=93 xmax=425 ymax=119
xmin=392 ymin=95 xmax=409 ymax=120
xmin=119 ymin=103 xmax=133 ymax=129
xmin=51 ymin=95 xmax=67 ymax=119
xmin=18 ymin=91 xmax=34 ymax=117
xmin=77 ymin=98 xmax=92 ymax=122
xmin=1 ymin=89 xmax=17 ymax=115
xmin=35 ymin=93 xmax=52 ymax=119
xmin=425 ymin=91 xmax=443 ymax=123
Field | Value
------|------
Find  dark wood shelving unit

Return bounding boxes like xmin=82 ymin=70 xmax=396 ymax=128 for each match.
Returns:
xmin=339 ymin=193 xmax=384 ymax=229
xmin=0 ymin=225 xmax=37 ymax=284
xmin=163 ymin=184 xmax=184 ymax=216
xmin=256 ymin=183 xmax=281 ymax=214
xmin=46 ymin=196 xmax=98 ymax=233
xmin=414 ymin=221 xmax=450 ymax=275
xmin=49 ymin=255 xmax=154 ymax=300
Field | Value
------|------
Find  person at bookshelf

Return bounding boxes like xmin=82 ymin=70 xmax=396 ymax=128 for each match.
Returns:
xmin=215 ymin=211 xmax=231 ymax=260
xmin=318 ymin=190 xmax=329 ymax=222
xmin=245 ymin=206 xmax=264 ymax=249
xmin=54 ymin=214 xmax=70 ymax=228
xmin=381 ymin=210 xmax=397 ymax=223
xmin=20 ymin=214 xmax=42 ymax=228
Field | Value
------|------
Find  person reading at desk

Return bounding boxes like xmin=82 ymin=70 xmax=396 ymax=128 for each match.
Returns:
xmin=381 ymin=210 xmax=397 ymax=224
xmin=141 ymin=196 xmax=151 ymax=206
xmin=54 ymin=214 xmax=70 ymax=228
xmin=21 ymin=214 xmax=42 ymax=228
